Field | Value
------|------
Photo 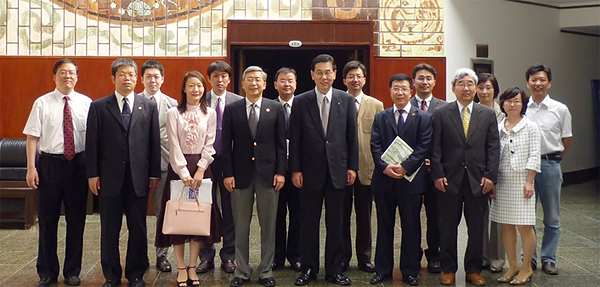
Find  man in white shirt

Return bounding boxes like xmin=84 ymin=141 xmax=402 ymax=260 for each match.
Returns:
xmin=139 ymin=60 xmax=178 ymax=273
xmin=272 ymin=67 xmax=302 ymax=272
xmin=524 ymin=64 xmax=572 ymax=275
xmin=24 ymin=59 xmax=92 ymax=287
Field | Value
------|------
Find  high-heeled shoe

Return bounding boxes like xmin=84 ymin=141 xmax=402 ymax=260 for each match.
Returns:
xmin=497 ymin=269 xmax=519 ymax=283
xmin=177 ymin=267 xmax=188 ymax=287
xmin=510 ymin=270 xmax=534 ymax=285
xmin=187 ymin=266 xmax=200 ymax=287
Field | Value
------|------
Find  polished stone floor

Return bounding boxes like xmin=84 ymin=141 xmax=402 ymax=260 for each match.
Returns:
xmin=0 ymin=180 xmax=598 ymax=287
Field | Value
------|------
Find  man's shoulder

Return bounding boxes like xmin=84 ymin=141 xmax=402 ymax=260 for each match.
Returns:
xmin=333 ymin=88 xmax=353 ymax=99
xmin=227 ymin=91 xmax=243 ymax=100
xmin=163 ymin=94 xmax=178 ymax=105
xmin=71 ymin=91 xmax=92 ymax=102
xmin=363 ymin=94 xmax=383 ymax=106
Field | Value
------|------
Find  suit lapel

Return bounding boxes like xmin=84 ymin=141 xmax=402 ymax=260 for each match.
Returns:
xmin=129 ymin=94 xmax=144 ymax=131
xmin=384 ymin=108 xmax=398 ymax=135
xmin=358 ymin=96 xmax=366 ymax=119
xmin=327 ymin=92 xmax=343 ymax=137
xmin=158 ymin=93 xmax=168 ymax=125
xmin=234 ymin=100 xmax=253 ymax=138
xmin=467 ymin=104 xmax=483 ymax=142
xmin=448 ymin=102 xmax=466 ymax=142
xmin=307 ymin=91 xmax=325 ymax=139
xmin=256 ymin=99 xmax=269 ymax=138
xmin=400 ymin=106 xmax=419 ymax=135
xmin=107 ymin=94 xmax=127 ymax=131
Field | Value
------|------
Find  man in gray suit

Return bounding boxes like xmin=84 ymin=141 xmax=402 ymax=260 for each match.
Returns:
xmin=197 ymin=60 xmax=243 ymax=274
xmin=139 ymin=60 xmax=178 ymax=273
xmin=409 ymin=63 xmax=446 ymax=274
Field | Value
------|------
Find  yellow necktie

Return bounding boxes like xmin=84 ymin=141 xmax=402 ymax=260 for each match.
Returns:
xmin=462 ymin=106 xmax=470 ymax=137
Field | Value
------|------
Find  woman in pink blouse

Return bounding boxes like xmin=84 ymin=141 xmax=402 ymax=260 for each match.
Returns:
xmin=155 ymin=71 xmax=220 ymax=287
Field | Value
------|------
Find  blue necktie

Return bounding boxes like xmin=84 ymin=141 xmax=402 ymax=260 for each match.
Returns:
xmin=122 ymin=97 xmax=131 ymax=130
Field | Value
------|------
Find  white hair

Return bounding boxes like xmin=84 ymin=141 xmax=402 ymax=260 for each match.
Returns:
xmin=451 ymin=68 xmax=478 ymax=87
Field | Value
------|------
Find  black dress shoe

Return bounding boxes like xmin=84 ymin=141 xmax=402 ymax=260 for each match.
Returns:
xmin=542 ymin=262 xmax=559 ymax=275
xmin=370 ymin=273 xmax=389 ymax=284
xmin=531 ymin=261 xmax=537 ymax=271
xmin=156 ymin=256 xmax=172 ymax=272
xmin=196 ymin=260 xmax=215 ymax=273
xmin=230 ymin=277 xmax=248 ymax=287
xmin=359 ymin=262 xmax=375 ymax=273
xmin=341 ymin=262 xmax=349 ymax=272
xmin=290 ymin=261 xmax=302 ymax=272
xmin=402 ymin=275 xmax=419 ymax=286
xmin=325 ymin=273 xmax=351 ymax=286
xmin=295 ymin=269 xmax=317 ymax=286
xmin=221 ymin=260 xmax=237 ymax=273
xmin=38 ymin=277 xmax=57 ymax=287
xmin=258 ymin=277 xmax=276 ymax=287
xmin=65 ymin=276 xmax=81 ymax=286
xmin=427 ymin=260 xmax=442 ymax=273
xmin=128 ymin=278 xmax=145 ymax=286
xmin=271 ymin=261 xmax=283 ymax=270
xmin=103 ymin=280 xmax=121 ymax=287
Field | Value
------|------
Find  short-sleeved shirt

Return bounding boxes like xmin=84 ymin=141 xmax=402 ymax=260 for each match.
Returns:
xmin=23 ymin=89 xmax=92 ymax=154
xmin=526 ymin=95 xmax=572 ymax=155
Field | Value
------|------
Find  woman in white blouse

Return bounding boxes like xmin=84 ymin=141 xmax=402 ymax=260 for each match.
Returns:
xmin=490 ymin=87 xmax=540 ymax=285
xmin=155 ymin=71 xmax=218 ymax=287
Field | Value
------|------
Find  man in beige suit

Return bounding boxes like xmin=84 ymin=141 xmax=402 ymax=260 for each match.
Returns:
xmin=139 ymin=60 xmax=178 ymax=273
xmin=341 ymin=61 xmax=384 ymax=272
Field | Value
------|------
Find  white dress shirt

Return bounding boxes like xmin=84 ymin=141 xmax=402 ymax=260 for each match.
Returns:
xmin=115 ymin=91 xmax=135 ymax=113
xmin=525 ymin=95 xmax=572 ymax=154
xmin=246 ymin=97 xmax=262 ymax=120
xmin=210 ymin=89 xmax=227 ymax=110
xmin=393 ymin=102 xmax=412 ymax=124
xmin=143 ymin=90 xmax=162 ymax=113
xmin=23 ymin=89 xmax=92 ymax=154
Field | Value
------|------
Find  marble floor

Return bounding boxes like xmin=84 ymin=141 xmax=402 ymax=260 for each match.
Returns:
xmin=0 ymin=180 xmax=598 ymax=287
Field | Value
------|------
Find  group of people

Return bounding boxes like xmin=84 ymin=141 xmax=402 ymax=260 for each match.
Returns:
xmin=23 ymin=55 xmax=571 ymax=287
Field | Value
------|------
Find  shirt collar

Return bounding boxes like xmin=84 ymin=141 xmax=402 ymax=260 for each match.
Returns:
xmin=53 ymin=88 xmax=72 ymax=101
xmin=353 ymin=92 xmax=364 ymax=105
xmin=528 ymin=94 xmax=551 ymax=108
xmin=415 ymin=94 xmax=433 ymax=103
xmin=393 ymin=102 xmax=412 ymax=115
xmin=211 ymin=89 xmax=226 ymax=99
xmin=315 ymin=87 xmax=332 ymax=103
xmin=115 ymin=90 xmax=135 ymax=104
xmin=278 ymin=96 xmax=294 ymax=106
xmin=456 ymin=100 xmax=474 ymax=113
xmin=246 ymin=97 xmax=262 ymax=108
xmin=143 ymin=90 xmax=161 ymax=99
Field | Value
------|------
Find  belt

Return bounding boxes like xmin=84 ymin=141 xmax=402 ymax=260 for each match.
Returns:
xmin=541 ymin=152 xmax=561 ymax=161
xmin=40 ymin=151 xmax=84 ymax=161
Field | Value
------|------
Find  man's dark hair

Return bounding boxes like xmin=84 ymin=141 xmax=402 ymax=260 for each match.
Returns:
xmin=389 ymin=73 xmax=414 ymax=89
xmin=311 ymin=54 xmax=336 ymax=71
xmin=275 ymin=67 xmax=297 ymax=81
xmin=526 ymin=64 xmax=552 ymax=82
xmin=141 ymin=59 xmax=165 ymax=77
xmin=342 ymin=61 xmax=367 ymax=79
xmin=207 ymin=60 xmax=233 ymax=78
xmin=111 ymin=58 xmax=138 ymax=77
xmin=412 ymin=63 xmax=437 ymax=79
xmin=53 ymin=58 xmax=78 ymax=75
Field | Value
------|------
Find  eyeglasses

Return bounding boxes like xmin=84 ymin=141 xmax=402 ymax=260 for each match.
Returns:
xmin=117 ymin=72 xmax=136 ymax=79
xmin=391 ymin=87 xmax=411 ymax=93
xmin=456 ymin=82 xmax=475 ymax=88
xmin=277 ymin=79 xmax=295 ymax=84
xmin=314 ymin=70 xmax=334 ymax=77
xmin=244 ymin=77 xmax=263 ymax=83
xmin=504 ymin=99 xmax=522 ymax=105
xmin=345 ymin=75 xmax=364 ymax=81
xmin=416 ymin=76 xmax=434 ymax=82
xmin=57 ymin=71 xmax=77 ymax=77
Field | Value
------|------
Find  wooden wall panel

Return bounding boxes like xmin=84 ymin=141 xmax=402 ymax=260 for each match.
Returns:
xmin=369 ymin=57 xmax=446 ymax=109
xmin=0 ymin=56 xmax=225 ymax=138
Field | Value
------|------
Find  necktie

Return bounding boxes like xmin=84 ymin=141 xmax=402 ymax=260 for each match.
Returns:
xmin=322 ymin=97 xmax=330 ymax=133
xmin=421 ymin=99 xmax=427 ymax=111
xmin=249 ymin=103 xmax=258 ymax=140
xmin=462 ymin=106 xmax=470 ymax=137
xmin=355 ymin=99 xmax=360 ymax=117
xmin=122 ymin=97 xmax=131 ymax=130
xmin=283 ymin=102 xmax=290 ymax=130
xmin=150 ymin=95 xmax=156 ymax=101
xmin=63 ymin=96 xmax=75 ymax=161
xmin=215 ymin=97 xmax=222 ymax=155
xmin=397 ymin=109 xmax=404 ymax=134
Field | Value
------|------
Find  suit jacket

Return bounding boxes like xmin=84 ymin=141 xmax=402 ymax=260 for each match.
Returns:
xmin=410 ymin=95 xmax=446 ymax=115
xmin=430 ymin=101 xmax=500 ymax=196
xmin=206 ymin=91 xmax=243 ymax=108
xmin=289 ymin=88 xmax=359 ymax=190
xmin=370 ymin=105 xmax=432 ymax=195
xmin=137 ymin=92 xmax=178 ymax=172
xmin=357 ymin=95 xmax=384 ymax=185
xmin=221 ymin=98 xmax=287 ymax=189
xmin=86 ymin=93 xmax=161 ymax=197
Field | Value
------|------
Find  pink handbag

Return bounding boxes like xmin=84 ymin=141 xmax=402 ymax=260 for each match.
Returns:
xmin=162 ymin=186 xmax=211 ymax=236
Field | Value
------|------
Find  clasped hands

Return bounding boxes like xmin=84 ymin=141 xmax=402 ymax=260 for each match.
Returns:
xmin=384 ymin=164 xmax=406 ymax=179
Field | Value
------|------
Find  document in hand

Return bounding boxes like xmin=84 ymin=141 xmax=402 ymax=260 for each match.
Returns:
xmin=170 ymin=179 xmax=213 ymax=204
xmin=380 ymin=136 xmax=423 ymax=182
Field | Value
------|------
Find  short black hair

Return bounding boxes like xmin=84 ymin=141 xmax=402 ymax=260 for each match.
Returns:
xmin=311 ymin=54 xmax=336 ymax=71
xmin=207 ymin=60 xmax=233 ymax=78
xmin=53 ymin=58 xmax=78 ymax=75
xmin=141 ymin=59 xmax=165 ymax=77
xmin=111 ymin=58 xmax=138 ymax=77
xmin=412 ymin=63 xmax=437 ymax=79
xmin=499 ymin=87 xmax=529 ymax=116
xmin=389 ymin=73 xmax=414 ymax=89
xmin=275 ymin=67 xmax=297 ymax=81
xmin=342 ymin=61 xmax=366 ymax=78
xmin=526 ymin=64 xmax=552 ymax=82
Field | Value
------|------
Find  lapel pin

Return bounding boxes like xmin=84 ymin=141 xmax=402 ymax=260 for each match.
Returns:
xmin=411 ymin=112 xmax=415 ymax=116
xmin=138 ymin=106 xmax=142 ymax=110
xmin=266 ymin=107 xmax=271 ymax=113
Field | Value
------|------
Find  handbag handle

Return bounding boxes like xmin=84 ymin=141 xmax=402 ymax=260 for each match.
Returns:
xmin=177 ymin=185 xmax=203 ymax=211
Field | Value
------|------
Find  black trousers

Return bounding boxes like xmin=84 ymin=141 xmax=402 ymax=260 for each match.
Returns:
xmin=98 ymin=166 xmax=149 ymax=282
xmin=423 ymin=173 xmax=441 ymax=262
xmin=36 ymin=152 xmax=87 ymax=279
xmin=342 ymin=180 xmax=373 ymax=265
xmin=274 ymin=172 xmax=302 ymax=265
xmin=200 ymin=154 xmax=236 ymax=262
xmin=438 ymin=173 xmax=487 ymax=274
xmin=300 ymin=175 xmax=345 ymax=276
xmin=373 ymin=181 xmax=422 ymax=277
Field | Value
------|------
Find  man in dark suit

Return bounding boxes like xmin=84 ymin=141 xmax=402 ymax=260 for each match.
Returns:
xmin=369 ymin=73 xmax=432 ymax=286
xmin=430 ymin=68 xmax=499 ymax=286
xmin=289 ymin=54 xmax=358 ymax=286
xmin=197 ymin=60 xmax=243 ymax=274
xmin=86 ymin=58 xmax=161 ymax=287
xmin=409 ymin=63 xmax=446 ymax=274
xmin=221 ymin=66 xmax=287 ymax=287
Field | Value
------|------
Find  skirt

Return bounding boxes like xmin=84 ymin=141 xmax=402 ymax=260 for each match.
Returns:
xmin=490 ymin=168 xmax=536 ymax=225
xmin=155 ymin=154 xmax=223 ymax=247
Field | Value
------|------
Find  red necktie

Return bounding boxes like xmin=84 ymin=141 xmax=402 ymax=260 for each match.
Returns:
xmin=63 ymin=96 xmax=75 ymax=161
